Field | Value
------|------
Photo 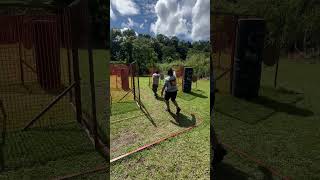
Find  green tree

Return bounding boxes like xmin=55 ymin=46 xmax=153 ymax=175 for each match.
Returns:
xmin=156 ymin=34 xmax=170 ymax=45
xmin=132 ymin=38 xmax=157 ymax=74
xmin=176 ymin=41 xmax=189 ymax=60
xmin=122 ymin=29 xmax=136 ymax=38
xmin=111 ymin=28 xmax=211 ymax=74
xmin=152 ymin=39 xmax=163 ymax=62
xmin=162 ymin=46 xmax=179 ymax=62
xmin=214 ymin=0 xmax=320 ymax=57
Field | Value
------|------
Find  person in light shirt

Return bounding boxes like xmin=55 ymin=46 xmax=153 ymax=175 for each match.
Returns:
xmin=152 ymin=70 xmax=160 ymax=98
xmin=161 ymin=68 xmax=181 ymax=114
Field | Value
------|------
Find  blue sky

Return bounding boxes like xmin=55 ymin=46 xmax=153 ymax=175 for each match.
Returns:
xmin=110 ymin=0 xmax=210 ymax=42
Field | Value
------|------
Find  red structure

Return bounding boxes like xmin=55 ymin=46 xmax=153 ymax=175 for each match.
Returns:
xmin=0 ymin=15 xmax=64 ymax=91
xmin=120 ymin=68 xmax=130 ymax=91
xmin=110 ymin=63 xmax=129 ymax=75
xmin=110 ymin=63 xmax=130 ymax=91
xmin=0 ymin=16 xmax=18 ymax=44
xmin=32 ymin=17 xmax=61 ymax=90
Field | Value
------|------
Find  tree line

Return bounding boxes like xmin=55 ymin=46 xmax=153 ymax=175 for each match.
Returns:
xmin=111 ymin=28 xmax=210 ymax=76
xmin=213 ymin=0 xmax=320 ymax=58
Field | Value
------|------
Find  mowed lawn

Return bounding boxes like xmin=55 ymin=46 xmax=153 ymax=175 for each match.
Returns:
xmin=214 ymin=58 xmax=320 ymax=179
xmin=110 ymin=78 xmax=210 ymax=179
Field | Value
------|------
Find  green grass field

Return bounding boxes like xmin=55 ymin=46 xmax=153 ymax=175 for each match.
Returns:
xmin=0 ymin=124 xmax=107 ymax=179
xmin=214 ymin=58 xmax=320 ymax=179
xmin=110 ymin=78 xmax=205 ymax=160
xmin=110 ymin=78 xmax=211 ymax=179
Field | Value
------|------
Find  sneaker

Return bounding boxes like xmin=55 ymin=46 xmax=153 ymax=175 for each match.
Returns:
xmin=176 ymin=107 xmax=181 ymax=114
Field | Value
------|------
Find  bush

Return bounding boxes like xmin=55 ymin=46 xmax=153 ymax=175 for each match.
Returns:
xmin=154 ymin=53 xmax=210 ymax=78
xmin=185 ymin=53 xmax=210 ymax=78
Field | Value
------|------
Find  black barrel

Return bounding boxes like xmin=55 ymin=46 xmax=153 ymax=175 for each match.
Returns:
xmin=183 ymin=67 xmax=193 ymax=93
xmin=232 ymin=19 xmax=266 ymax=98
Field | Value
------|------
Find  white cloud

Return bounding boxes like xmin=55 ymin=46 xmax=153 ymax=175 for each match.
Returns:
xmin=150 ymin=0 xmax=209 ymax=41
xmin=143 ymin=3 xmax=156 ymax=15
xmin=120 ymin=27 xmax=130 ymax=33
xmin=180 ymin=0 xmax=197 ymax=17
xmin=191 ymin=0 xmax=210 ymax=41
xmin=119 ymin=27 xmax=138 ymax=37
xmin=121 ymin=18 xmax=139 ymax=29
xmin=111 ymin=0 xmax=140 ymax=19
xmin=110 ymin=8 xmax=116 ymax=20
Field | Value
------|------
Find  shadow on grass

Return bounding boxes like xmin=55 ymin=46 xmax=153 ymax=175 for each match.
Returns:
xmin=249 ymin=96 xmax=314 ymax=117
xmin=177 ymin=90 xmax=208 ymax=101
xmin=169 ymin=112 xmax=196 ymax=127
xmin=275 ymin=87 xmax=303 ymax=95
xmin=217 ymin=95 xmax=313 ymax=125
xmin=140 ymin=102 xmax=157 ymax=127
xmin=184 ymin=90 xmax=208 ymax=99
xmin=155 ymin=96 xmax=165 ymax=102
xmin=216 ymin=86 xmax=314 ymax=124
xmin=214 ymin=163 xmax=251 ymax=180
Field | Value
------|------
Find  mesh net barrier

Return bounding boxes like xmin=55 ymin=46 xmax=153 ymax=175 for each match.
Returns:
xmin=0 ymin=0 xmax=106 ymax=174
xmin=211 ymin=14 xmax=237 ymax=94
xmin=110 ymin=62 xmax=140 ymax=117
xmin=0 ymin=13 xmax=87 ymax=171
xmin=110 ymin=63 xmax=135 ymax=103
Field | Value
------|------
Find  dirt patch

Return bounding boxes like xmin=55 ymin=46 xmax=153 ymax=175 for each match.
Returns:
xmin=111 ymin=131 xmax=138 ymax=152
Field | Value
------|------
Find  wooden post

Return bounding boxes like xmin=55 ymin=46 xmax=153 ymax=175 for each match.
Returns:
xmin=137 ymin=74 xmax=141 ymax=108
xmin=72 ymin=49 xmax=82 ymax=124
xmin=88 ymin=47 xmax=98 ymax=148
xmin=274 ymin=58 xmax=279 ymax=88
xmin=273 ymin=41 xmax=281 ymax=89
xmin=132 ymin=69 xmax=136 ymax=100
xmin=230 ymin=15 xmax=238 ymax=93
xmin=64 ymin=10 xmax=73 ymax=103
xmin=17 ymin=16 xmax=24 ymax=86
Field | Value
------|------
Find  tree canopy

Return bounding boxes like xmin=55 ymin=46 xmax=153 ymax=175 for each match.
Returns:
xmin=111 ymin=28 xmax=210 ymax=75
xmin=213 ymin=0 xmax=320 ymax=57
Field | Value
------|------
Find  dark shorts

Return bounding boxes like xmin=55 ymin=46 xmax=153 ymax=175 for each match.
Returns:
xmin=165 ymin=91 xmax=177 ymax=101
xmin=152 ymin=84 xmax=158 ymax=90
